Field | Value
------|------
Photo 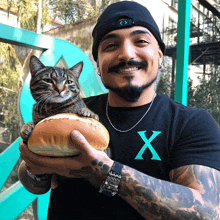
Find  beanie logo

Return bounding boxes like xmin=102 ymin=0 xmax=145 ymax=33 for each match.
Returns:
xmin=120 ymin=20 xmax=128 ymax=26
xmin=112 ymin=18 xmax=133 ymax=28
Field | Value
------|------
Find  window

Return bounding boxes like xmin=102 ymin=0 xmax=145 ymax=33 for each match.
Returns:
xmin=171 ymin=0 xmax=178 ymax=10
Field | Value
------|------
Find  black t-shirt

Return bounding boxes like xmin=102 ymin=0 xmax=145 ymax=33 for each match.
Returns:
xmin=47 ymin=93 xmax=220 ymax=220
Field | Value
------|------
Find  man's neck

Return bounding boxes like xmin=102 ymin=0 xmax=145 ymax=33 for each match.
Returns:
xmin=108 ymin=87 xmax=155 ymax=107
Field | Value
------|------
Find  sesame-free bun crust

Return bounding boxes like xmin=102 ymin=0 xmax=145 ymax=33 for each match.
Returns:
xmin=28 ymin=113 xmax=110 ymax=156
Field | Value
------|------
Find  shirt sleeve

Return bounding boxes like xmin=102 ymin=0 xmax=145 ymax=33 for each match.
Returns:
xmin=169 ymin=109 xmax=220 ymax=172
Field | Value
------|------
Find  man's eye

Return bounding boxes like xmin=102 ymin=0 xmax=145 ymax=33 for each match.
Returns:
xmin=104 ymin=44 xmax=117 ymax=50
xmin=65 ymin=80 xmax=73 ymax=84
xmin=137 ymin=40 xmax=148 ymax=43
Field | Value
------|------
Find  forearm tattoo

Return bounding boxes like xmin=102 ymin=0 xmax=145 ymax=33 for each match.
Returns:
xmin=91 ymin=159 xmax=111 ymax=174
xmin=118 ymin=165 xmax=220 ymax=219
xmin=69 ymin=159 xmax=111 ymax=187
xmin=69 ymin=159 xmax=111 ymax=176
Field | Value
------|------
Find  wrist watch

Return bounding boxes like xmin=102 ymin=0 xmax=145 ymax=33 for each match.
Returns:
xmin=99 ymin=161 xmax=123 ymax=197
xmin=26 ymin=169 xmax=51 ymax=182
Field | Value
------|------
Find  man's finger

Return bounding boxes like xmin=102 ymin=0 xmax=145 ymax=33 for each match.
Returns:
xmin=69 ymin=130 xmax=94 ymax=153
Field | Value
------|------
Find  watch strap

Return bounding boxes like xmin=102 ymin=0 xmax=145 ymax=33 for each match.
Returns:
xmin=111 ymin=160 xmax=123 ymax=175
xmin=99 ymin=161 xmax=123 ymax=196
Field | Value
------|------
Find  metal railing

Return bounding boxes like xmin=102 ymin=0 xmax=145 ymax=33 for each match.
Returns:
xmin=0 ymin=22 xmax=106 ymax=220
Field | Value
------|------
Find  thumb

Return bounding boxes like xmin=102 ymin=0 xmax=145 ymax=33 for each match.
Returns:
xmin=69 ymin=130 xmax=93 ymax=153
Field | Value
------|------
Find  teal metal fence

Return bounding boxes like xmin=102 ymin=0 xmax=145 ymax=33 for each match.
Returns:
xmin=175 ymin=0 xmax=191 ymax=106
xmin=0 ymin=23 xmax=107 ymax=220
xmin=0 ymin=0 xmax=191 ymax=218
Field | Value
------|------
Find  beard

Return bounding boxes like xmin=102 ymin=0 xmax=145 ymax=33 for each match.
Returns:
xmin=104 ymin=75 xmax=157 ymax=103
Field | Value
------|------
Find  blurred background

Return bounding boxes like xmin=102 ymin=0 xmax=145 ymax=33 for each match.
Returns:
xmin=0 ymin=0 xmax=220 ymax=219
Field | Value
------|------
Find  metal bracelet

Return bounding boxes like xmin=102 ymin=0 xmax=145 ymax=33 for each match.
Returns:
xmin=26 ymin=169 xmax=50 ymax=182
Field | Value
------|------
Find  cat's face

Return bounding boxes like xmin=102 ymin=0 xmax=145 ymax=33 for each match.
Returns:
xmin=29 ymin=55 xmax=83 ymax=104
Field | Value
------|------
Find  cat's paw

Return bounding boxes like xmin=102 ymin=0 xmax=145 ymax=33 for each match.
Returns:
xmin=20 ymin=122 xmax=35 ymax=144
xmin=77 ymin=108 xmax=99 ymax=121
xmin=91 ymin=113 xmax=99 ymax=121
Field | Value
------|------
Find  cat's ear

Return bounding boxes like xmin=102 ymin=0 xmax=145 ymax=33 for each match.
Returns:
xmin=69 ymin=62 xmax=83 ymax=80
xmin=29 ymin=55 xmax=45 ymax=75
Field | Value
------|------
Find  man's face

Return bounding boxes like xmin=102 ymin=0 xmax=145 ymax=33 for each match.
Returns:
xmin=97 ymin=26 xmax=163 ymax=103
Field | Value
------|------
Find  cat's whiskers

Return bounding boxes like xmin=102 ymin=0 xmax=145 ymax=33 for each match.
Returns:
xmin=43 ymin=95 xmax=53 ymax=113
xmin=39 ymin=94 xmax=52 ymax=114
xmin=35 ymin=95 xmax=45 ymax=112
xmin=31 ymin=91 xmax=47 ymax=95
xmin=36 ymin=98 xmax=46 ymax=113
xmin=35 ymin=93 xmax=50 ymax=102
xmin=35 ymin=93 xmax=51 ymax=113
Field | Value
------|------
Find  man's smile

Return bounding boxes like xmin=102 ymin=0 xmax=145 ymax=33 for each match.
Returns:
xmin=108 ymin=60 xmax=147 ymax=73
xmin=112 ymin=66 xmax=144 ymax=74
xmin=118 ymin=66 xmax=141 ymax=72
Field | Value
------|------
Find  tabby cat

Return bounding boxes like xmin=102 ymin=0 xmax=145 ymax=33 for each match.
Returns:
xmin=20 ymin=55 xmax=109 ymax=188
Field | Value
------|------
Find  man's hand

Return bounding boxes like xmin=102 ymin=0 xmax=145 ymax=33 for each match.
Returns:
xmin=19 ymin=130 xmax=114 ymax=186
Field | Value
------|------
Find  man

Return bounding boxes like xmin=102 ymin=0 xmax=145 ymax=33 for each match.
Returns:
xmin=19 ymin=1 xmax=220 ymax=219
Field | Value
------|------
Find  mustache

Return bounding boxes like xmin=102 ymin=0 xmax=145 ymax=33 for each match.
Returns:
xmin=108 ymin=60 xmax=148 ymax=73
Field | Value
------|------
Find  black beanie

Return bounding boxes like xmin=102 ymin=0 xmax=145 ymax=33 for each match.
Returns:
xmin=92 ymin=1 xmax=165 ymax=61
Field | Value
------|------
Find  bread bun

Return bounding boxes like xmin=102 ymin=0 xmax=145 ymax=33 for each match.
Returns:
xmin=28 ymin=113 xmax=110 ymax=156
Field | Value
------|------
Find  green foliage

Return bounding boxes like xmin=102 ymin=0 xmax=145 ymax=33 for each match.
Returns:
xmin=98 ymin=0 xmax=119 ymax=13
xmin=17 ymin=0 xmax=37 ymax=31
xmin=0 ymin=89 xmax=21 ymax=143
xmin=48 ymin=0 xmax=93 ymax=24
xmin=156 ymin=70 xmax=172 ymax=97
xmin=41 ymin=0 xmax=51 ymax=28
xmin=156 ymin=57 xmax=173 ymax=97
xmin=157 ymin=60 xmax=220 ymax=127
xmin=190 ymin=65 xmax=220 ymax=125
xmin=0 ymin=43 xmax=22 ymax=90
xmin=0 ymin=43 xmax=21 ymax=143
xmin=1 ymin=0 xmax=51 ymax=31
xmin=48 ymin=0 xmax=119 ymax=24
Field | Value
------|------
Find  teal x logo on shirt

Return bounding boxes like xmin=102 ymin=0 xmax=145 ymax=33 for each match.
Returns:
xmin=135 ymin=130 xmax=161 ymax=161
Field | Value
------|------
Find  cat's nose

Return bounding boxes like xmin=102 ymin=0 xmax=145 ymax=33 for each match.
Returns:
xmin=57 ymin=88 xmax=63 ymax=94
xmin=56 ymin=85 xmax=65 ymax=94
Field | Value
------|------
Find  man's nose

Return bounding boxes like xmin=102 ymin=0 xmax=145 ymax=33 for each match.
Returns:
xmin=117 ymin=41 xmax=135 ymax=61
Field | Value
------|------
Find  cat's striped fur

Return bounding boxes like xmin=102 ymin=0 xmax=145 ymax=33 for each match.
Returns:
xmin=29 ymin=55 xmax=98 ymax=125
xmin=20 ymin=55 xmax=110 ymax=189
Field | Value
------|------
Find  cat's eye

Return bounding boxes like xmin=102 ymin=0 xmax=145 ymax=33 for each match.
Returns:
xmin=65 ymin=80 xmax=73 ymax=84
xmin=44 ymin=79 xmax=53 ymax=84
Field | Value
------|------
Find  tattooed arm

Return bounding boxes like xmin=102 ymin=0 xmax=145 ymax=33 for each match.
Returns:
xmin=118 ymin=164 xmax=220 ymax=219
xmin=65 ymin=131 xmax=220 ymax=219
xmin=19 ymin=131 xmax=220 ymax=219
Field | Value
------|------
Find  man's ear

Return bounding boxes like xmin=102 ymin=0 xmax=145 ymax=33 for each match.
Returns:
xmin=158 ymin=49 xmax=163 ymax=66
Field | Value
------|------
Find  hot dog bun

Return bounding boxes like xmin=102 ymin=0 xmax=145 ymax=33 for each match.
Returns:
xmin=27 ymin=113 xmax=110 ymax=156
